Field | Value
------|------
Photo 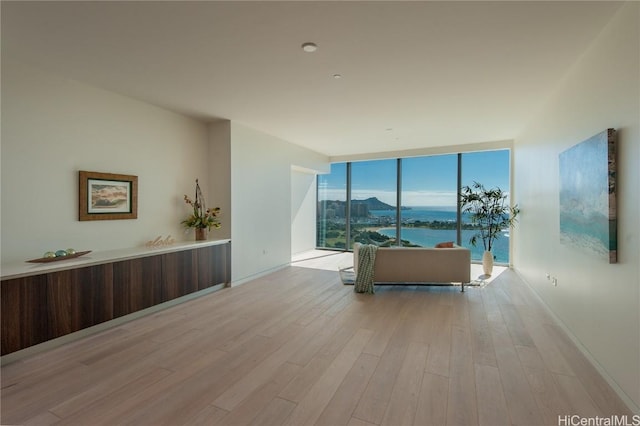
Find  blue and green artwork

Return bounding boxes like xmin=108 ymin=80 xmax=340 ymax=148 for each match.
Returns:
xmin=559 ymin=129 xmax=617 ymax=263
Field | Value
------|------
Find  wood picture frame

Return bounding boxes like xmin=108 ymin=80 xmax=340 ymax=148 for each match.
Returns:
xmin=79 ymin=170 xmax=138 ymax=221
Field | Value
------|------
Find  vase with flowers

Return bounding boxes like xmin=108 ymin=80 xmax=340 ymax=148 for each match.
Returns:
xmin=182 ymin=179 xmax=221 ymax=241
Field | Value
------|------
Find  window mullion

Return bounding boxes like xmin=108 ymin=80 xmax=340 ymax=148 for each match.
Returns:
xmin=346 ymin=162 xmax=352 ymax=251
xmin=396 ymin=158 xmax=402 ymax=247
xmin=457 ymin=153 xmax=462 ymax=246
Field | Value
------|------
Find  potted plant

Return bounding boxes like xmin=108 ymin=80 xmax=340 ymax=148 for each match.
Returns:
xmin=182 ymin=179 xmax=221 ymax=240
xmin=460 ymin=181 xmax=519 ymax=276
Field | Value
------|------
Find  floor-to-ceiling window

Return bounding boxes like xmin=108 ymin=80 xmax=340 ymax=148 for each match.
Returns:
xmin=398 ymin=154 xmax=459 ymax=247
xmin=317 ymin=163 xmax=347 ymax=249
xmin=461 ymin=150 xmax=512 ymax=263
xmin=350 ymin=159 xmax=397 ymax=248
xmin=316 ymin=149 xmax=513 ymax=263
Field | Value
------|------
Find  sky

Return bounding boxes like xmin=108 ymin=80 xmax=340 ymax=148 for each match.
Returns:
xmin=318 ymin=149 xmax=511 ymax=207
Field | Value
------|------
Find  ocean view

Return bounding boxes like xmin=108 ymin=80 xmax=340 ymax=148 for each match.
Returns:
xmin=370 ymin=207 xmax=511 ymax=263
xmin=317 ymin=153 xmax=514 ymax=262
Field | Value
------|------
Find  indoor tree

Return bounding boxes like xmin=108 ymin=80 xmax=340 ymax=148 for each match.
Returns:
xmin=460 ymin=181 xmax=520 ymax=275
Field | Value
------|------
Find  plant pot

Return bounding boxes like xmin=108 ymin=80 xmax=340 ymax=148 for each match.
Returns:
xmin=195 ymin=228 xmax=207 ymax=241
xmin=482 ymin=250 xmax=494 ymax=276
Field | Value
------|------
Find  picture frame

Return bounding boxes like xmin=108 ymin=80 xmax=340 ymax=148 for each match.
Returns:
xmin=79 ymin=170 xmax=138 ymax=221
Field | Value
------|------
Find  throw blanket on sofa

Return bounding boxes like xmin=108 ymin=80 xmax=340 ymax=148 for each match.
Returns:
xmin=354 ymin=244 xmax=377 ymax=294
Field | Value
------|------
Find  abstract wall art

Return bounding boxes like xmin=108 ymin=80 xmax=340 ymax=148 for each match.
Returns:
xmin=559 ymin=129 xmax=617 ymax=263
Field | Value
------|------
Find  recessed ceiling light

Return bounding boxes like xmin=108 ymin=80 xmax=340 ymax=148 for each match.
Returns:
xmin=301 ymin=42 xmax=318 ymax=52
xmin=333 ymin=74 xmax=342 ymax=79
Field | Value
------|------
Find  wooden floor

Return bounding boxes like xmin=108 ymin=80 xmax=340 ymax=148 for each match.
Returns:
xmin=1 ymin=252 xmax=631 ymax=425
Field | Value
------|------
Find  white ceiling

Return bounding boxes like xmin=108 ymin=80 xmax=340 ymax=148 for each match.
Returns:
xmin=2 ymin=1 xmax=624 ymax=157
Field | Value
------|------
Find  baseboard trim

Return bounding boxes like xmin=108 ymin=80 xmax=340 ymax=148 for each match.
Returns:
xmin=230 ymin=263 xmax=289 ymax=287
xmin=513 ymin=268 xmax=640 ymax=415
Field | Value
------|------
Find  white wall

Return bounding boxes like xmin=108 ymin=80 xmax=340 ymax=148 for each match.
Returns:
xmin=291 ymin=167 xmax=317 ymax=255
xmin=514 ymin=2 xmax=639 ymax=411
xmin=1 ymin=57 xmax=328 ymax=284
xmin=230 ymin=123 xmax=328 ymax=284
xmin=208 ymin=120 xmax=232 ymax=240
xmin=1 ymin=58 xmax=211 ymax=264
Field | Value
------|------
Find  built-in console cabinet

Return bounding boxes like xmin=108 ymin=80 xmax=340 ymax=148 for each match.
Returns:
xmin=1 ymin=241 xmax=230 ymax=356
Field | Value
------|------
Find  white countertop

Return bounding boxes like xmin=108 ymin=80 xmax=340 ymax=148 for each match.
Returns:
xmin=1 ymin=239 xmax=231 ymax=280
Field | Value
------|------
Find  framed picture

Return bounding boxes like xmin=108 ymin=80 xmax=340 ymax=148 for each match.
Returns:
xmin=79 ymin=171 xmax=138 ymax=221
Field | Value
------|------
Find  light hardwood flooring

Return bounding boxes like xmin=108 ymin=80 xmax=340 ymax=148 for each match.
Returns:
xmin=1 ymin=252 xmax=631 ymax=425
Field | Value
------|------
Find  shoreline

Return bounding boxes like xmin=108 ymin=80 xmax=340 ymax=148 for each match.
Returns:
xmin=358 ymin=226 xmax=510 ymax=263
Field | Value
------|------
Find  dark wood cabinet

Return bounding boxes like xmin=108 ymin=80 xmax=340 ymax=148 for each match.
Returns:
xmin=1 ymin=276 xmax=22 ymax=353
xmin=47 ymin=264 xmax=114 ymax=337
xmin=1 ymin=242 xmax=230 ymax=356
xmin=112 ymin=256 xmax=163 ymax=318
xmin=1 ymin=264 xmax=115 ymax=355
xmin=162 ymin=250 xmax=198 ymax=301
xmin=1 ymin=274 xmax=48 ymax=354
xmin=197 ymin=244 xmax=230 ymax=291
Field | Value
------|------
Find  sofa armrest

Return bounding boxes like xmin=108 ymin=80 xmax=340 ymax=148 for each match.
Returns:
xmin=353 ymin=242 xmax=361 ymax=274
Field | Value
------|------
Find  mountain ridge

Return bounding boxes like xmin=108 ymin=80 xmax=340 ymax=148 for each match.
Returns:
xmin=321 ymin=197 xmax=410 ymax=211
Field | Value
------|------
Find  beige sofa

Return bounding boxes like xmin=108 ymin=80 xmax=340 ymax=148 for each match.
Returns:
xmin=353 ymin=243 xmax=471 ymax=292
